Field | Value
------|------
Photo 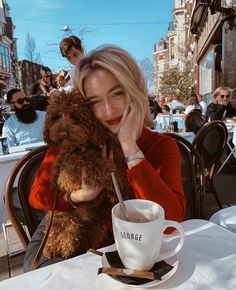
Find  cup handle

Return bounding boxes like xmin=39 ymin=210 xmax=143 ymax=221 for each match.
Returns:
xmin=157 ymin=220 xmax=184 ymax=261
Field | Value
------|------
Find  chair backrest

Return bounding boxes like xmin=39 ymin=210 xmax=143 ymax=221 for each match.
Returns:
xmin=165 ymin=133 xmax=205 ymax=220
xmin=185 ymin=110 xmax=207 ymax=134
xmin=192 ymin=120 xmax=228 ymax=171
xmin=4 ymin=145 xmax=48 ymax=248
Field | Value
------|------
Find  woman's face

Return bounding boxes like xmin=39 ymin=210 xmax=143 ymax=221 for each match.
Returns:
xmin=215 ymin=89 xmax=230 ymax=106
xmin=83 ymin=69 xmax=127 ymax=134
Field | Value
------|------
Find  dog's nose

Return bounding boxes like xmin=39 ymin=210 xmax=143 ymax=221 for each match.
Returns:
xmin=59 ymin=131 xmax=68 ymax=138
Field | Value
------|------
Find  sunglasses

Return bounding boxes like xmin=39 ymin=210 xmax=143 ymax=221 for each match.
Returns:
xmin=12 ymin=97 xmax=30 ymax=105
xmin=220 ymin=95 xmax=230 ymax=99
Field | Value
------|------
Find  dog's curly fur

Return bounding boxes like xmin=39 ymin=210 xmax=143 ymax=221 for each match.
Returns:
xmin=43 ymin=90 xmax=132 ymax=259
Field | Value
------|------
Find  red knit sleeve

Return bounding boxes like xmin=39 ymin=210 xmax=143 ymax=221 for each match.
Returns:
xmin=128 ymin=134 xmax=186 ymax=223
xmin=29 ymin=146 xmax=70 ymax=211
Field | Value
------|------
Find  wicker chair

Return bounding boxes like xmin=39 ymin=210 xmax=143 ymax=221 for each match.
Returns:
xmin=165 ymin=133 xmax=206 ymax=220
xmin=192 ymin=121 xmax=228 ymax=209
xmin=3 ymin=145 xmax=48 ymax=250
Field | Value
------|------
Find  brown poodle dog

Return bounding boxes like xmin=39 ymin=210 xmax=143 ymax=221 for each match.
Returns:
xmin=43 ymin=90 xmax=132 ymax=259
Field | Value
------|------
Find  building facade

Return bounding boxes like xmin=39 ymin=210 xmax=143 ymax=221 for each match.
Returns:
xmin=190 ymin=0 xmax=236 ymax=104
xmin=17 ymin=59 xmax=44 ymax=94
xmin=0 ymin=0 xmax=18 ymax=98
xmin=153 ymin=0 xmax=196 ymax=95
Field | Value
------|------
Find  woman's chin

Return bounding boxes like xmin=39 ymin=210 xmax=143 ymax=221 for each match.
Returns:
xmin=106 ymin=124 xmax=120 ymax=134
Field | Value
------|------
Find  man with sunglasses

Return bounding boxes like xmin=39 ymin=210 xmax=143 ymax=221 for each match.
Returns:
xmin=206 ymin=86 xmax=236 ymax=121
xmin=2 ymin=89 xmax=46 ymax=147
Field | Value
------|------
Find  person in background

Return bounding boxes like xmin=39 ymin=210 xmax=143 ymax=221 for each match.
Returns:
xmin=56 ymin=70 xmax=68 ymax=89
xmin=152 ymin=96 xmax=170 ymax=118
xmin=24 ymin=45 xmax=185 ymax=271
xmin=197 ymin=94 xmax=207 ymax=115
xmin=169 ymin=95 xmax=185 ymax=113
xmin=59 ymin=35 xmax=84 ymax=90
xmin=183 ymin=93 xmax=202 ymax=119
xmin=206 ymin=86 xmax=236 ymax=121
xmin=164 ymin=96 xmax=172 ymax=107
xmin=29 ymin=66 xmax=56 ymax=111
xmin=2 ymin=89 xmax=46 ymax=147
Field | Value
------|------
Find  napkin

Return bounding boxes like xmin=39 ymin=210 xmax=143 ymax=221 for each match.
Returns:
xmin=98 ymin=250 xmax=173 ymax=285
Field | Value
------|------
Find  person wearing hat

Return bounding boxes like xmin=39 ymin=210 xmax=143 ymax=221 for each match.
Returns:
xmin=29 ymin=66 xmax=56 ymax=111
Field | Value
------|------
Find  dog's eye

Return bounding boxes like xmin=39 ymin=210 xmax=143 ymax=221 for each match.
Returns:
xmin=72 ymin=115 xmax=80 ymax=122
xmin=51 ymin=115 xmax=60 ymax=122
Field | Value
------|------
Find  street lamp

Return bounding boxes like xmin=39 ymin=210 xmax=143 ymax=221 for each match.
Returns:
xmin=63 ymin=26 xmax=71 ymax=33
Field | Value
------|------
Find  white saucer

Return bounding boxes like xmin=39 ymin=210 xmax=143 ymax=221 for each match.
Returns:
xmin=101 ymin=243 xmax=178 ymax=288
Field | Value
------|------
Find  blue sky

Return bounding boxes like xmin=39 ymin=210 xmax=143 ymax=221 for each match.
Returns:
xmin=7 ymin=0 xmax=174 ymax=72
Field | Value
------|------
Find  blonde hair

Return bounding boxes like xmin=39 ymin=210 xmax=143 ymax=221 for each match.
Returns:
xmin=213 ymin=86 xmax=231 ymax=99
xmin=73 ymin=45 xmax=153 ymax=128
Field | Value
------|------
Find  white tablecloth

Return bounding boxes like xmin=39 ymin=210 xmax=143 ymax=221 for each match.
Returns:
xmin=154 ymin=114 xmax=185 ymax=132
xmin=0 ymin=142 xmax=45 ymax=229
xmin=210 ymin=205 xmax=236 ymax=233
xmin=1 ymin=219 xmax=236 ymax=289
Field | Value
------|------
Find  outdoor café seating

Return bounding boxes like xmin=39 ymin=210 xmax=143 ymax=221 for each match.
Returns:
xmin=192 ymin=121 xmax=228 ymax=209
xmin=3 ymin=145 xmax=48 ymax=247
xmin=185 ymin=110 xmax=207 ymax=134
xmin=3 ymin=146 xmax=48 ymax=276
xmin=165 ymin=133 xmax=205 ymax=220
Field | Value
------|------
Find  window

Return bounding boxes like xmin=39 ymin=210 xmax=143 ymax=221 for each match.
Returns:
xmin=0 ymin=45 xmax=11 ymax=73
xmin=199 ymin=48 xmax=214 ymax=97
xmin=169 ymin=37 xmax=175 ymax=60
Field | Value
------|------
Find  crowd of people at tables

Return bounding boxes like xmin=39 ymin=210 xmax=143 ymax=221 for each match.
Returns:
xmin=150 ymin=86 xmax=236 ymax=123
xmin=2 ymin=36 xmax=84 ymax=146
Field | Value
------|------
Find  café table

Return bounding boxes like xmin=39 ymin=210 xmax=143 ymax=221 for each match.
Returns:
xmin=152 ymin=128 xmax=195 ymax=144
xmin=0 ymin=142 xmax=45 ymax=230
xmin=1 ymin=219 xmax=236 ymax=289
xmin=154 ymin=114 xmax=185 ymax=132
xmin=210 ymin=205 xmax=236 ymax=233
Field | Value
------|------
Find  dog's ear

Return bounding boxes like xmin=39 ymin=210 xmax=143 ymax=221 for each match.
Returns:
xmin=43 ymin=112 xmax=54 ymax=145
xmin=43 ymin=98 xmax=59 ymax=145
xmin=89 ymin=113 xmax=112 ymax=145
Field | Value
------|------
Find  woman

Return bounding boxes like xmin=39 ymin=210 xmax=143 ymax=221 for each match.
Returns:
xmin=152 ymin=96 xmax=170 ymax=118
xmin=206 ymin=86 xmax=236 ymax=121
xmin=183 ymin=93 xmax=202 ymax=119
xmin=24 ymin=45 xmax=186 ymax=271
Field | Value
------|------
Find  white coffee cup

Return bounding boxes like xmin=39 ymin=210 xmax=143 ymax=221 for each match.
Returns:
xmin=112 ymin=199 xmax=184 ymax=271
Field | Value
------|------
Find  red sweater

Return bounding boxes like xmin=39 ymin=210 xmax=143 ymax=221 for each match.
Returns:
xmin=29 ymin=128 xmax=186 ymax=222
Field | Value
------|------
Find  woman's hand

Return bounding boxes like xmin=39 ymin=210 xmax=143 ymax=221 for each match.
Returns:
xmin=117 ymin=102 xmax=146 ymax=169
xmin=118 ymin=102 xmax=143 ymax=151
